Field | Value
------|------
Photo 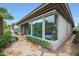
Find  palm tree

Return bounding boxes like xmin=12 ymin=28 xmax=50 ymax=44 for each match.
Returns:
xmin=0 ymin=7 xmax=14 ymax=36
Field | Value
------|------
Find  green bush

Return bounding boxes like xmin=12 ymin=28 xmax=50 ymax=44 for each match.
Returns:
xmin=0 ymin=50 xmax=5 ymax=56
xmin=0 ymin=35 xmax=18 ymax=49
xmin=70 ymin=51 xmax=79 ymax=56
xmin=26 ymin=35 xmax=52 ymax=48
xmin=0 ymin=30 xmax=17 ymax=49
xmin=0 ymin=34 xmax=12 ymax=48
xmin=12 ymin=36 xmax=18 ymax=42
xmin=3 ymin=29 xmax=11 ymax=35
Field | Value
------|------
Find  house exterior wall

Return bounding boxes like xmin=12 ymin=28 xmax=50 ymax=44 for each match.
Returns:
xmin=67 ymin=22 xmax=73 ymax=38
xmin=52 ymin=13 xmax=73 ymax=50
xmin=18 ymin=10 xmax=73 ymax=50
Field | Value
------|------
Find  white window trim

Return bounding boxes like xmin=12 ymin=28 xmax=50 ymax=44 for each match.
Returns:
xmin=23 ymin=25 xmax=25 ymax=34
xmin=18 ymin=25 xmax=21 ymax=34
xmin=42 ymin=17 xmax=45 ymax=39
xmin=31 ymin=21 xmax=32 ymax=36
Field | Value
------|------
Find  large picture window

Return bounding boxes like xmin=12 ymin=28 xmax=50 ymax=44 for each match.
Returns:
xmin=26 ymin=12 xmax=57 ymax=41
xmin=32 ymin=18 xmax=43 ymax=38
xmin=45 ymin=15 xmax=57 ymax=40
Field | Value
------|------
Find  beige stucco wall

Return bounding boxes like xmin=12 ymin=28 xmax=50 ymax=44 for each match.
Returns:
xmin=18 ymin=11 xmax=73 ymax=51
xmin=52 ymin=13 xmax=73 ymax=50
xmin=67 ymin=22 xmax=73 ymax=38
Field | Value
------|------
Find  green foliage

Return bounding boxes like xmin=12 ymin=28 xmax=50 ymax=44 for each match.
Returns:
xmin=75 ymin=23 xmax=79 ymax=33
xmin=0 ymin=7 xmax=8 ymax=13
xmin=0 ymin=31 xmax=12 ymax=48
xmin=73 ymin=51 xmax=79 ymax=56
xmin=3 ymin=21 xmax=9 ymax=30
xmin=26 ymin=35 xmax=51 ymax=48
xmin=0 ymin=7 xmax=14 ymax=36
xmin=12 ymin=36 xmax=18 ymax=42
xmin=4 ymin=29 xmax=11 ymax=35
xmin=0 ymin=50 xmax=5 ymax=56
xmin=0 ymin=7 xmax=14 ymax=20
xmin=73 ymin=24 xmax=79 ymax=44
xmin=0 ymin=30 xmax=18 ymax=49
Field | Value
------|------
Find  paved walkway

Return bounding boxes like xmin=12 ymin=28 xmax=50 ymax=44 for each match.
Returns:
xmin=3 ymin=34 xmax=78 ymax=56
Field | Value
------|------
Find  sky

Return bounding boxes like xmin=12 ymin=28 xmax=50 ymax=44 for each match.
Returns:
xmin=69 ymin=3 xmax=79 ymax=26
xmin=0 ymin=3 xmax=41 ymax=25
xmin=0 ymin=3 xmax=79 ymax=26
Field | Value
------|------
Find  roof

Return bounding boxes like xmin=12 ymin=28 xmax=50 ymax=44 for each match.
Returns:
xmin=17 ymin=3 xmax=74 ymax=27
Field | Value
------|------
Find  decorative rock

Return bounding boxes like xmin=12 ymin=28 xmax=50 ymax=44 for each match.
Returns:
xmin=38 ymin=46 xmax=42 ymax=50
xmin=3 ymin=34 xmax=79 ymax=56
xmin=29 ymin=43 xmax=38 ymax=51
xmin=18 ymin=35 xmax=26 ymax=42
xmin=58 ymin=53 xmax=70 ymax=56
xmin=43 ymin=53 xmax=55 ymax=56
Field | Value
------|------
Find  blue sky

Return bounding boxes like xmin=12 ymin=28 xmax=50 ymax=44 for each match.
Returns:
xmin=0 ymin=3 xmax=41 ymax=25
xmin=0 ymin=3 xmax=79 ymax=26
xmin=69 ymin=3 xmax=79 ymax=26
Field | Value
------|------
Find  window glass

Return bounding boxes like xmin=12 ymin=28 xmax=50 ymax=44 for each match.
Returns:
xmin=28 ymin=22 xmax=31 ymax=35
xmin=32 ymin=18 xmax=43 ymax=38
xmin=45 ymin=15 xmax=57 ymax=40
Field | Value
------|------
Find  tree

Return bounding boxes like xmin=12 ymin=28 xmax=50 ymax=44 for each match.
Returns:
xmin=3 ymin=21 xmax=9 ymax=30
xmin=0 ymin=7 xmax=14 ymax=36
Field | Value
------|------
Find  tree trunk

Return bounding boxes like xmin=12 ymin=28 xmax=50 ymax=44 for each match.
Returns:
xmin=0 ymin=16 xmax=3 ymax=36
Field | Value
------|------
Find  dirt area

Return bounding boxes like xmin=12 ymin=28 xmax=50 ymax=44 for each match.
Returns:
xmin=55 ymin=34 xmax=79 ymax=56
xmin=3 ymin=34 xmax=79 ymax=56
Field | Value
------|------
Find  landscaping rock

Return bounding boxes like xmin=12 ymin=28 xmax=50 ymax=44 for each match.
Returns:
xmin=3 ymin=34 xmax=79 ymax=56
xmin=43 ymin=53 xmax=55 ymax=56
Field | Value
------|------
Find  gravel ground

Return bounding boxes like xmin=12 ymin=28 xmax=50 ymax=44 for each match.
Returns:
xmin=3 ymin=35 xmax=54 ymax=56
xmin=3 ymin=35 xmax=77 ymax=56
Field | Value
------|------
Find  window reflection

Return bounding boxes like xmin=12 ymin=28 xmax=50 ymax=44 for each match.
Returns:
xmin=32 ymin=19 xmax=43 ymax=38
xmin=28 ymin=22 xmax=31 ymax=35
xmin=27 ymin=14 xmax=57 ymax=40
xmin=45 ymin=15 xmax=57 ymax=40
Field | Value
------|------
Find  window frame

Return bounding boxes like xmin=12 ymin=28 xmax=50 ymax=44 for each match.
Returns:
xmin=28 ymin=10 xmax=58 ymax=40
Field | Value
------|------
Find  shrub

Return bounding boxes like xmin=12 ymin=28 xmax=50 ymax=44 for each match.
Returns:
xmin=26 ymin=35 xmax=52 ymax=49
xmin=74 ymin=52 xmax=79 ymax=56
xmin=12 ymin=36 xmax=18 ymax=42
xmin=0 ymin=30 xmax=18 ymax=49
xmin=0 ymin=34 xmax=12 ymax=48
xmin=72 ymin=30 xmax=79 ymax=44
xmin=0 ymin=35 xmax=18 ymax=49
xmin=0 ymin=50 xmax=5 ymax=56
xmin=3 ymin=29 xmax=11 ymax=35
